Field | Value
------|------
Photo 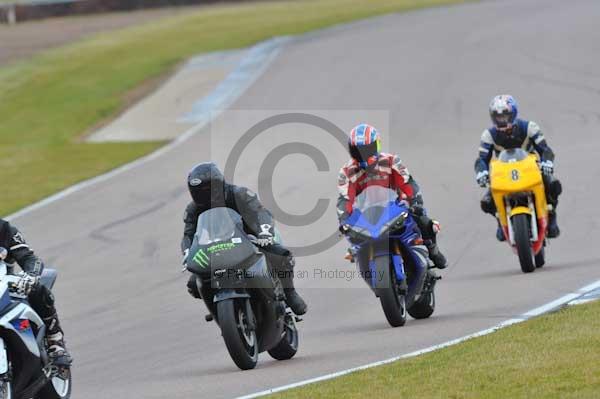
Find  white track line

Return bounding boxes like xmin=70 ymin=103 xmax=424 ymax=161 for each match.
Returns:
xmin=5 ymin=36 xmax=289 ymax=222
xmin=235 ymin=279 xmax=600 ymax=399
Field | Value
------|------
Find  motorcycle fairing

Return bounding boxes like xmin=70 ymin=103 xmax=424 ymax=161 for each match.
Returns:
xmin=346 ymin=186 xmax=430 ymax=307
xmin=0 ymin=284 xmax=11 ymax=314
xmin=0 ymin=303 xmax=43 ymax=357
xmin=346 ymin=201 xmax=406 ymax=238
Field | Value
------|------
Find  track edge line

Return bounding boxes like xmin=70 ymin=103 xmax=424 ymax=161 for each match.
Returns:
xmin=234 ymin=278 xmax=600 ymax=399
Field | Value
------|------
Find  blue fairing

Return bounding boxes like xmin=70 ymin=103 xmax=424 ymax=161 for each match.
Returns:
xmin=0 ymin=284 xmax=11 ymax=314
xmin=344 ymin=188 xmax=427 ymax=296
xmin=345 ymin=199 xmax=406 ymax=238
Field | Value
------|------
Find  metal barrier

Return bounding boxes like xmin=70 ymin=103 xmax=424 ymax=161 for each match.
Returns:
xmin=0 ymin=0 xmax=217 ymax=24
xmin=0 ymin=0 xmax=83 ymax=24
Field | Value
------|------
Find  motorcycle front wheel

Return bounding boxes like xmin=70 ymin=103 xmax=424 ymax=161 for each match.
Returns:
xmin=218 ymin=298 xmax=259 ymax=370
xmin=376 ymin=257 xmax=407 ymax=327
xmin=512 ymin=214 xmax=536 ymax=273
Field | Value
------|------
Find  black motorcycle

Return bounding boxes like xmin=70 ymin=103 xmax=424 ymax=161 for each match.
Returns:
xmin=185 ymin=208 xmax=300 ymax=370
xmin=0 ymin=248 xmax=72 ymax=399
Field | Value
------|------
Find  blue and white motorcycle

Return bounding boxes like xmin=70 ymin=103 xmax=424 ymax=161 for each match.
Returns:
xmin=341 ymin=186 xmax=440 ymax=327
xmin=0 ymin=248 xmax=71 ymax=399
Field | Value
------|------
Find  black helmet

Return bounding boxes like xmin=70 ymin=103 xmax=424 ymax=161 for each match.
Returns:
xmin=187 ymin=162 xmax=226 ymax=207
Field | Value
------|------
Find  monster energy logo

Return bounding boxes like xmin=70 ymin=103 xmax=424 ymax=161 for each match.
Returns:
xmin=193 ymin=249 xmax=209 ymax=268
xmin=207 ymin=243 xmax=237 ymax=253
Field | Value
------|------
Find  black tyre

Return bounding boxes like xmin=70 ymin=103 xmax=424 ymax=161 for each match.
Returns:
xmin=0 ymin=379 xmax=13 ymax=399
xmin=512 ymin=214 xmax=535 ymax=273
xmin=217 ymin=298 xmax=258 ymax=370
xmin=37 ymin=368 xmax=71 ymax=399
xmin=376 ymin=257 xmax=407 ymax=327
xmin=268 ymin=313 xmax=298 ymax=361
xmin=535 ymin=246 xmax=545 ymax=268
xmin=408 ymin=276 xmax=436 ymax=320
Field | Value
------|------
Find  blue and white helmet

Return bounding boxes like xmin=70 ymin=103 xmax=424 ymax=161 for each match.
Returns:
xmin=489 ymin=94 xmax=518 ymax=131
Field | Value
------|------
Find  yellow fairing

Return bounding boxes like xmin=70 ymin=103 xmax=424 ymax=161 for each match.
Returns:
xmin=490 ymin=154 xmax=548 ymax=227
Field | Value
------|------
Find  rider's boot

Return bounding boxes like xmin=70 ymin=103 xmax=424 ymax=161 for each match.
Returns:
xmin=547 ymin=211 xmax=560 ymax=238
xmin=44 ymin=312 xmax=73 ymax=367
xmin=268 ymin=251 xmax=307 ymax=315
xmin=284 ymin=286 xmax=307 ymax=316
xmin=425 ymin=240 xmax=448 ymax=269
xmin=281 ymin=261 xmax=307 ymax=315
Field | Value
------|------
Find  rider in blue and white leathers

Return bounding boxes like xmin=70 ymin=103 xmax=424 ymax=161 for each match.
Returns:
xmin=0 ymin=219 xmax=72 ymax=366
xmin=475 ymin=95 xmax=562 ymax=241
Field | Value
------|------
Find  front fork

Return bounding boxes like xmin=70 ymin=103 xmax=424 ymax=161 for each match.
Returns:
xmin=366 ymin=242 xmax=406 ymax=291
xmin=391 ymin=241 xmax=407 ymax=293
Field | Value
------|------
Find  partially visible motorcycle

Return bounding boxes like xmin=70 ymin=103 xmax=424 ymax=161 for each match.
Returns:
xmin=489 ymin=148 xmax=549 ymax=273
xmin=0 ymin=247 xmax=72 ymax=399
xmin=341 ymin=186 xmax=440 ymax=327
xmin=185 ymin=208 xmax=300 ymax=370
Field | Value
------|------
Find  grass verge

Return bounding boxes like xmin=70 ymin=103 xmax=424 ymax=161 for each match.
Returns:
xmin=270 ymin=300 xmax=600 ymax=399
xmin=0 ymin=0 xmax=467 ymax=216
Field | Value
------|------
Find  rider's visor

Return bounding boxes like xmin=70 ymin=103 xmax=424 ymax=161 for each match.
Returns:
xmin=350 ymin=141 xmax=380 ymax=164
xmin=492 ymin=111 xmax=514 ymax=129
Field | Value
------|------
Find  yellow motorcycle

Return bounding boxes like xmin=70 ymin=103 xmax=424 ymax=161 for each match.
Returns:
xmin=489 ymin=148 xmax=548 ymax=273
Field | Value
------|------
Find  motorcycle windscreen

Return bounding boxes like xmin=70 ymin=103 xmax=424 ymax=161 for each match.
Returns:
xmin=353 ymin=186 xmax=399 ymax=227
xmin=497 ymin=148 xmax=529 ymax=163
xmin=187 ymin=207 xmax=259 ymax=275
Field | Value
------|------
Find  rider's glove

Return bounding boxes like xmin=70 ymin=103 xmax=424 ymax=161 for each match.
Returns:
xmin=256 ymin=232 xmax=274 ymax=247
xmin=256 ymin=224 xmax=274 ymax=247
xmin=476 ymin=170 xmax=490 ymax=187
xmin=182 ymin=248 xmax=190 ymax=265
xmin=540 ymin=160 xmax=554 ymax=176
xmin=409 ymin=204 xmax=425 ymax=217
xmin=10 ymin=272 xmax=39 ymax=298
xmin=431 ymin=220 xmax=441 ymax=234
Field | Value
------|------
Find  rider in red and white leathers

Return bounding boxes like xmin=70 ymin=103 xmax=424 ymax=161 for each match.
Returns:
xmin=337 ymin=124 xmax=448 ymax=269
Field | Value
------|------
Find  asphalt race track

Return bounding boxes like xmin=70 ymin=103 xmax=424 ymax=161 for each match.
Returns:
xmin=11 ymin=1 xmax=600 ymax=398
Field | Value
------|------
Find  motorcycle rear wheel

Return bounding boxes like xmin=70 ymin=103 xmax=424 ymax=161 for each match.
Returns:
xmin=37 ymin=368 xmax=71 ymax=399
xmin=535 ymin=247 xmax=546 ymax=268
xmin=218 ymin=298 xmax=259 ymax=370
xmin=408 ymin=272 xmax=436 ymax=319
xmin=512 ymin=214 xmax=536 ymax=273
xmin=268 ymin=312 xmax=298 ymax=361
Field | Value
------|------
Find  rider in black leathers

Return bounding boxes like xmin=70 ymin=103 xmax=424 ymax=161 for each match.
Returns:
xmin=181 ymin=162 xmax=307 ymax=315
xmin=0 ymin=219 xmax=72 ymax=366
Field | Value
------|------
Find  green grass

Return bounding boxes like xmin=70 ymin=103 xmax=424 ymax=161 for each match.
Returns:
xmin=0 ymin=0 xmax=467 ymax=216
xmin=271 ymin=300 xmax=600 ymax=399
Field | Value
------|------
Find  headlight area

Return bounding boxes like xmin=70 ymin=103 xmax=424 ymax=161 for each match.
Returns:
xmin=346 ymin=226 xmax=371 ymax=243
xmin=212 ymin=268 xmax=248 ymax=288
xmin=379 ymin=212 xmax=408 ymax=235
